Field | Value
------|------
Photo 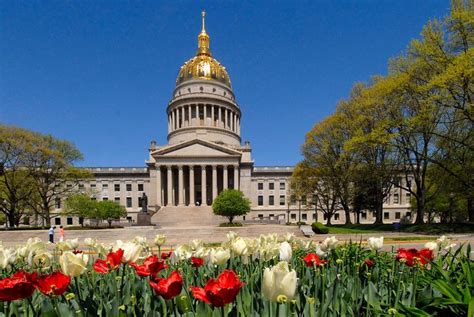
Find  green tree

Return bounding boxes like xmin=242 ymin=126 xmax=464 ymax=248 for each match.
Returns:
xmin=27 ymin=133 xmax=91 ymax=227
xmin=64 ymin=193 xmax=97 ymax=222
xmin=212 ymin=189 xmax=250 ymax=224
xmin=96 ymin=200 xmax=127 ymax=228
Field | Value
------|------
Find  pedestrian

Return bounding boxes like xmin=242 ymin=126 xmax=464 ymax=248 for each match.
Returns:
xmin=59 ymin=225 xmax=65 ymax=242
xmin=48 ymin=226 xmax=56 ymax=243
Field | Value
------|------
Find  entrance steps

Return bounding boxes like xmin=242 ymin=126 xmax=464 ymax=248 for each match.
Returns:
xmin=151 ymin=205 xmax=223 ymax=227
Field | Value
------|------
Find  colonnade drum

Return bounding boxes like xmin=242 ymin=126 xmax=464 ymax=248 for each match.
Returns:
xmin=168 ymin=103 xmax=240 ymax=135
xmin=155 ymin=164 xmax=239 ymax=206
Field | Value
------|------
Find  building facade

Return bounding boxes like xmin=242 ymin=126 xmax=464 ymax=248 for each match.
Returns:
xmin=53 ymin=13 xmax=412 ymax=227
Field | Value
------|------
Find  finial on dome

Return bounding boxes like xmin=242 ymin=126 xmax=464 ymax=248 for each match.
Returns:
xmin=197 ymin=11 xmax=211 ymax=56
xmin=201 ymin=11 xmax=206 ymax=33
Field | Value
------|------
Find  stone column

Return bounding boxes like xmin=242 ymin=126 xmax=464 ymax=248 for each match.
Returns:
xmin=201 ymin=165 xmax=207 ymax=206
xmin=187 ymin=105 xmax=191 ymax=127
xmin=211 ymin=105 xmax=215 ymax=127
xmin=212 ymin=165 xmax=217 ymax=201
xmin=189 ymin=166 xmax=195 ymax=206
xmin=218 ymin=106 xmax=222 ymax=128
xmin=223 ymin=165 xmax=228 ymax=190
xmin=178 ymin=165 xmax=184 ymax=206
xmin=167 ymin=166 xmax=173 ymax=206
xmin=156 ymin=167 xmax=162 ymax=205
xmin=234 ymin=165 xmax=239 ymax=190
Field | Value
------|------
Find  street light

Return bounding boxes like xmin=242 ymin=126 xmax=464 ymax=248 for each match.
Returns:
xmin=287 ymin=202 xmax=290 ymax=224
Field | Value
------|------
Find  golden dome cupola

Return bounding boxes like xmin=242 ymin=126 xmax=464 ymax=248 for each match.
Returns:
xmin=176 ymin=11 xmax=232 ymax=88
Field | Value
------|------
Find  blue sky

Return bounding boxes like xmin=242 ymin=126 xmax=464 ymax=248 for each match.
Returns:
xmin=1 ymin=1 xmax=450 ymax=167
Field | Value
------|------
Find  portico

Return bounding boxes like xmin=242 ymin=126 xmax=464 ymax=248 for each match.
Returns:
xmin=155 ymin=164 xmax=239 ymax=206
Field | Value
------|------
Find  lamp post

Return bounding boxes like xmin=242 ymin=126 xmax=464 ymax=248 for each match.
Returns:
xmin=287 ymin=202 xmax=290 ymax=224
xmin=298 ymin=197 xmax=302 ymax=225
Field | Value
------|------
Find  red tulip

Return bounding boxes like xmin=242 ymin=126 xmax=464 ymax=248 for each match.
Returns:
xmin=396 ymin=248 xmax=433 ymax=267
xmin=130 ymin=255 xmax=167 ymax=278
xmin=36 ymin=271 xmax=71 ymax=296
xmin=191 ymin=257 xmax=204 ymax=267
xmin=161 ymin=252 xmax=172 ymax=259
xmin=364 ymin=259 xmax=375 ymax=268
xmin=190 ymin=270 xmax=244 ymax=307
xmin=149 ymin=271 xmax=183 ymax=300
xmin=0 ymin=271 xmax=37 ymax=301
xmin=303 ymin=253 xmax=327 ymax=267
xmin=93 ymin=249 xmax=124 ymax=274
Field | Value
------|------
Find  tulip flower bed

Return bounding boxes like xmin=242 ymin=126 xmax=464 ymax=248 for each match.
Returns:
xmin=0 ymin=233 xmax=471 ymax=316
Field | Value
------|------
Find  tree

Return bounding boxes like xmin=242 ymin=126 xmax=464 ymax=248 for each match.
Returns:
xmin=27 ymin=133 xmax=90 ymax=227
xmin=0 ymin=126 xmax=39 ymax=227
xmin=65 ymin=194 xmax=126 ymax=227
xmin=212 ymin=189 xmax=250 ymax=224
xmin=96 ymin=200 xmax=127 ymax=228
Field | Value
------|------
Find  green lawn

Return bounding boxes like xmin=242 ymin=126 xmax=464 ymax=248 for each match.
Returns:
xmin=323 ymin=223 xmax=474 ymax=234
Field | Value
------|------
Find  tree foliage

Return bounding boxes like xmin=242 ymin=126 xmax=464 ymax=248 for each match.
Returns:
xmin=65 ymin=194 xmax=126 ymax=227
xmin=212 ymin=189 xmax=250 ymax=224
xmin=294 ymin=2 xmax=474 ymax=224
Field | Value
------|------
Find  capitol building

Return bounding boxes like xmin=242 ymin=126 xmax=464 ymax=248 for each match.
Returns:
xmin=54 ymin=13 xmax=412 ymax=227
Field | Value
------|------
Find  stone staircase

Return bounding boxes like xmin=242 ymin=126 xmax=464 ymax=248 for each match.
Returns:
xmin=151 ymin=206 xmax=223 ymax=228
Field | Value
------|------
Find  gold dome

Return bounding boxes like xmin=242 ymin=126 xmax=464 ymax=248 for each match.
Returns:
xmin=176 ymin=12 xmax=232 ymax=88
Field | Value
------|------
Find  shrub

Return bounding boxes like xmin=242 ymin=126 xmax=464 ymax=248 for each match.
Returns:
xmin=212 ymin=189 xmax=250 ymax=224
xmin=311 ymin=222 xmax=329 ymax=234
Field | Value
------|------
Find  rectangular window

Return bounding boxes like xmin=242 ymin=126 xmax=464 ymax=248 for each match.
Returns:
xmin=302 ymin=214 xmax=307 ymax=221
xmin=406 ymin=212 xmax=412 ymax=218
xmin=334 ymin=213 xmax=339 ymax=221
xmin=312 ymin=213 xmax=317 ymax=220
xmin=395 ymin=212 xmax=401 ymax=219
xmin=126 ymin=216 xmax=132 ymax=222
xmin=103 ymin=197 xmax=108 ymax=201
xmin=393 ymin=194 xmax=399 ymax=204
xmin=258 ymin=183 xmax=263 ymax=190
xmin=258 ymin=214 xmax=263 ymax=219
xmin=269 ymin=183 xmax=274 ymax=190
xmin=102 ymin=183 xmax=108 ymax=189
xmin=291 ymin=214 xmax=296 ymax=220
xmin=79 ymin=183 xmax=84 ymax=189
xmin=114 ymin=184 xmax=120 ymax=191
xmin=361 ymin=212 xmax=367 ymax=219
xmin=126 ymin=197 xmax=132 ymax=207
xmin=280 ymin=182 xmax=285 ymax=190
xmin=67 ymin=217 xmax=73 ymax=225
xmin=323 ymin=214 xmax=327 ymax=220
xmin=138 ymin=197 xmax=142 ymax=208
xmin=138 ymin=184 xmax=144 ymax=191
xmin=279 ymin=195 xmax=285 ymax=206
xmin=384 ymin=212 xmax=390 ymax=220
xmin=55 ymin=198 xmax=61 ymax=209
xmin=126 ymin=184 xmax=132 ymax=191
xmin=114 ymin=197 xmax=120 ymax=203
xmin=91 ymin=197 xmax=97 ymax=201
xmin=90 ymin=184 xmax=96 ymax=189
xmin=405 ymin=193 xmax=411 ymax=202
xmin=269 ymin=214 xmax=274 ymax=218
xmin=269 ymin=195 xmax=274 ymax=206
xmin=258 ymin=196 xmax=263 ymax=206
xmin=55 ymin=218 xmax=61 ymax=225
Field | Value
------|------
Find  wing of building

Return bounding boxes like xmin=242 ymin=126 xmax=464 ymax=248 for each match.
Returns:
xmin=51 ymin=12 xmax=413 ymax=227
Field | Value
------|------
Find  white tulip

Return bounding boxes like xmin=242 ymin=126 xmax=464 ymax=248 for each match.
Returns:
xmin=190 ymin=239 xmax=203 ymax=251
xmin=60 ymin=251 xmax=89 ymax=277
xmin=173 ymin=244 xmax=192 ymax=261
xmin=231 ymin=237 xmax=248 ymax=256
xmin=262 ymin=261 xmax=297 ymax=302
xmin=121 ymin=242 xmax=142 ymax=263
xmin=315 ymin=245 xmax=327 ymax=258
xmin=194 ymin=246 xmax=210 ymax=258
xmin=32 ymin=250 xmax=53 ymax=269
xmin=367 ymin=237 xmax=384 ymax=251
xmin=113 ymin=240 xmax=124 ymax=251
xmin=84 ymin=238 xmax=97 ymax=247
xmin=259 ymin=242 xmax=279 ymax=261
xmin=66 ymin=238 xmax=79 ymax=250
xmin=133 ymin=236 xmax=148 ymax=247
xmin=210 ymin=248 xmax=231 ymax=265
xmin=0 ymin=248 xmax=16 ymax=269
xmin=283 ymin=233 xmax=295 ymax=243
xmin=424 ymin=241 xmax=438 ymax=251
xmin=279 ymin=242 xmax=292 ymax=262
xmin=154 ymin=234 xmax=166 ymax=246
xmin=321 ymin=236 xmax=338 ymax=252
xmin=227 ymin=231 xmax=238 ymax=241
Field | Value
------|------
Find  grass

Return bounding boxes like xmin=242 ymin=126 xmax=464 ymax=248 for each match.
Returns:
xmin=321 ymin=223 xmax=474 ymax=234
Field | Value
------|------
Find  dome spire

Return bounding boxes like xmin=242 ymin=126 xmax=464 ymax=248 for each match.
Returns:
xmin=197 ymin=11 xmax=211 ymax=56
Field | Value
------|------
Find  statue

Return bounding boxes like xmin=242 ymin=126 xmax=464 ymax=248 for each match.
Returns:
xmin=141 ymin=192 xmax=148 ymax=213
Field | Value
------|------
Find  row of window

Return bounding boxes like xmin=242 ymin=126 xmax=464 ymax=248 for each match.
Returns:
xmin=257 ymin=195 xmax=286 ymax=206
xmin=257 ymin=182 xmax=286 ymax=191
xmin=56 ymin=196 xmax=144 ymax=209
xmin=67 ymin=183 xmax=144 ymax=192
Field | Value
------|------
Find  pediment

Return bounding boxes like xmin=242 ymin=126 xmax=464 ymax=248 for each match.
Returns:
xmin=151 ymin=140 xmax=241 ymax=158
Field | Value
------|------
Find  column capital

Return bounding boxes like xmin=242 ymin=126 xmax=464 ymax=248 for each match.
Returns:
xmin=201 ymin=164 xmax=207 ymax=169
xmin=177 ymin=165 xmax=184 ymax=170
xmin=189 ymin=165 xmax=194 ymax=171
xmin=211 ymin=164 xmax=217 ymax=169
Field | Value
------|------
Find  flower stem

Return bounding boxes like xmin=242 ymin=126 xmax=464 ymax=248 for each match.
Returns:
xmin=27 ymin=297 xmax=36 ymax=317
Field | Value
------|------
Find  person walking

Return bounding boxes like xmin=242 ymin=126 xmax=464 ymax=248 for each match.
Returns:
xmin=48 ymin=226 xmax=56 ymax=243
xmin=59 ymin=225 xmax=65 ymax=242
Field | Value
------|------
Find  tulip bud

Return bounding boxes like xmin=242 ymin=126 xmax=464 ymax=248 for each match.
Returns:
xmin=279 ymin=242 xmax=292 ymax=262
xmin=210 ymin=248 xmax=231 ymax=265
xmin=367 ymin=237 xmax=384 ymax=251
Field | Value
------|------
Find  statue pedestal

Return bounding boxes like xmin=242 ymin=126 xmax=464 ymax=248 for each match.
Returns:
xmin=136 ymin=213 xmax=152 ymax=226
